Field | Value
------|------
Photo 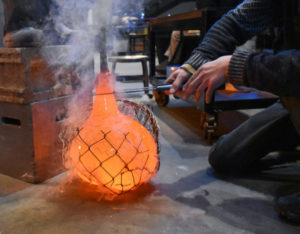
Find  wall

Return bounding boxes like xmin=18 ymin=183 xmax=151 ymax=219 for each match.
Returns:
xmin=0 ymin=0 xmax=3 ymax=47
xmin=155 ymin=2 xmax=196 ymax=18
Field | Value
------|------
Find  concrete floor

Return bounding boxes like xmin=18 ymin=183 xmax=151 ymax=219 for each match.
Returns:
xmin=1 ymin=61 xmax=300 ymax=234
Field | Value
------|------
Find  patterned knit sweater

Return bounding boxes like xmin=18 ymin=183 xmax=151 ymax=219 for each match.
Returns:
xmin=183 ymin=0 xmax=300 ymax=98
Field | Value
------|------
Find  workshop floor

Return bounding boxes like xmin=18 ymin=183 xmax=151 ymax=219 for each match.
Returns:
xmin=1 ymin=59 xmax=300 ymax=234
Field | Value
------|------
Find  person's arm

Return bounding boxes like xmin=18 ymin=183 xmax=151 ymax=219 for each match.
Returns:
xmin=185 ymin=0 xmax=279 ymax=70
xmin=167 ymin=0 xmax=281 ymax=101
xmin=232 ymin=50 xmax=300 ymax=97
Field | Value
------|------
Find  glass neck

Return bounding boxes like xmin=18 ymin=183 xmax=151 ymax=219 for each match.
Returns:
xmin=91 ymin=92 xmax=118 ymax=117
xmin=91 ymin=72 xmax=118 ymax=117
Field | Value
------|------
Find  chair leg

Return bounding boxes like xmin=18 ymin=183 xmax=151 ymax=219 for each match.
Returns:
xmin=141 ymin=60 xmax=150 ymax=96
xmin=112 ymin=61 xmax=117 ymax=75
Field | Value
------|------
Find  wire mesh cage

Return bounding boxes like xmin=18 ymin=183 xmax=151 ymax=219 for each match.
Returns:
xmin=66 ymin=98 xmax=160 ymax=195
xmin=117 ymin=99 xmax=160 ymax=153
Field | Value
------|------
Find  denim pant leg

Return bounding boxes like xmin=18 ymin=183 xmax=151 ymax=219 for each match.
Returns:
xmin=208 ymin=102 xmax=300 ymax=174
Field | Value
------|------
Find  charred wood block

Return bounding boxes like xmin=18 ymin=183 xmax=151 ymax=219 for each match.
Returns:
xmin=0 ymin=96 xmax=71 ymax=183
xmin=0 ymin=46 xmax=89 ymax=104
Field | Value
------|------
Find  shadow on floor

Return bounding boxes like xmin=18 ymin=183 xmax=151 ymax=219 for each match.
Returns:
xmin=52 ymin=177 xmax=157 ymax=204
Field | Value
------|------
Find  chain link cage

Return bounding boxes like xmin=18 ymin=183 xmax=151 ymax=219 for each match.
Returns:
xmin=65 ymin=99 xmax=160 ymax=195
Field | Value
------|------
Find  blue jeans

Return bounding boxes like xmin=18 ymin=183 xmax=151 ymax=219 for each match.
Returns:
xmin=209 ymin=102 xmax=300 ymax=174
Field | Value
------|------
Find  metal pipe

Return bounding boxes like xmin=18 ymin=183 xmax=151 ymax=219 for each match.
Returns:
xmin=119 ymin=84 xmax=174 ymax=93
xmin=96 ymin=84 xmax=184 ymax=96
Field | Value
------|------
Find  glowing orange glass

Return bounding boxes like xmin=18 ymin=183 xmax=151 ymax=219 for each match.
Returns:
xmin=69 ymin=72 xmax=159 ymax=194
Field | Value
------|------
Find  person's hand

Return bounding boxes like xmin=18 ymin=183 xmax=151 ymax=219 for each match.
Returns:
xmin=165 ymin=68 xmax=190 ymax=94
xmin=183 ymin=55 xmax=231 ymax=103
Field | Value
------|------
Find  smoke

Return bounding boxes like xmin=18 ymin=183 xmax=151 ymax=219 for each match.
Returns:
xmin=47 ymin=0 xmax=147 ymax=140
xmin=44 ymin=0 xmax=146 ymax=69
xmin=43 ymin=0 xmax=112 ymax=68
xmin=38 ymin=0 xmax=113 ymax=194
xmin=42 ymin=0 xmax=152 ymax=199
xmin=46 ymin=0 xmax=115 ymax=125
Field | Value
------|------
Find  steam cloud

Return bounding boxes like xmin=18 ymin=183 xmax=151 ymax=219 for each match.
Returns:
xmin=48 ymin=0 xmax=146 ymax=133
xmin=52 ymin=0 xmax=114 ymax=177
xmin=48 ymin=0 xmax=148 ymax=196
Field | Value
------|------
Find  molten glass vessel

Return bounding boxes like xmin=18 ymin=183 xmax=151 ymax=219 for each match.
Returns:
xmin=69 ymin=72 xmax=159 ymax=194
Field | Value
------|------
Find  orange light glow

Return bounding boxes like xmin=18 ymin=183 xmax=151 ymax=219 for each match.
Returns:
xmin=69 ymin=72 xmax=159 ymax=194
